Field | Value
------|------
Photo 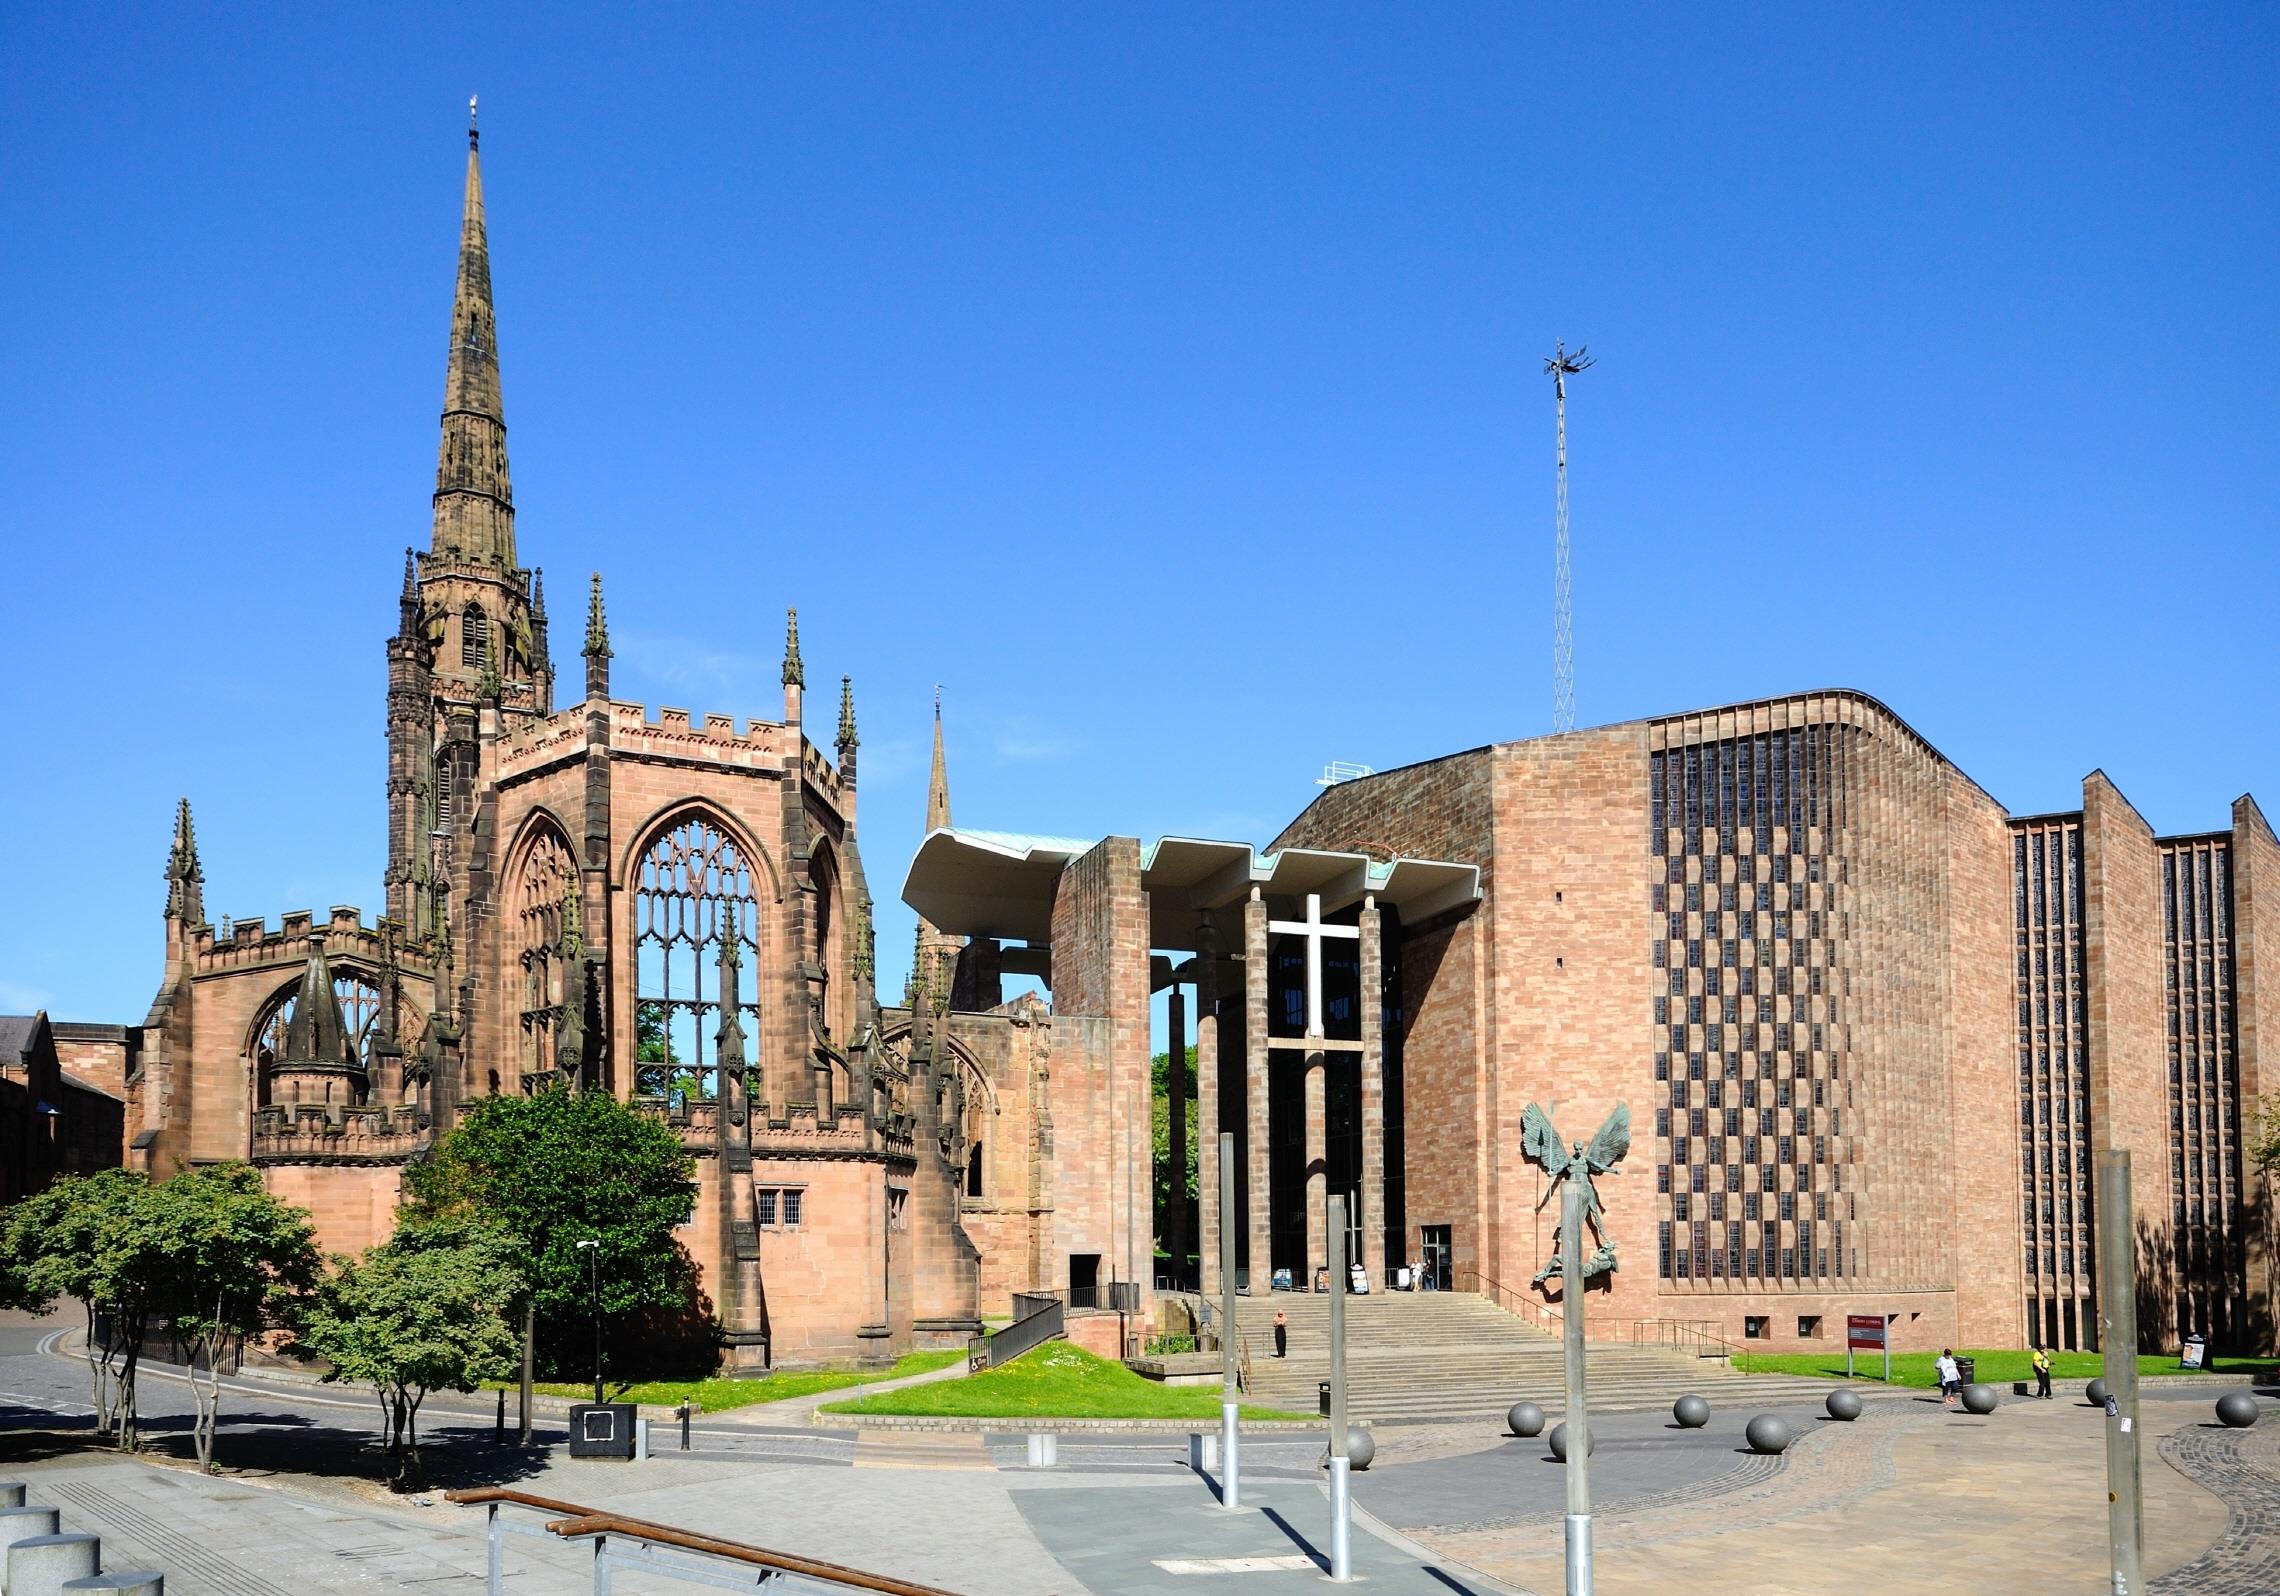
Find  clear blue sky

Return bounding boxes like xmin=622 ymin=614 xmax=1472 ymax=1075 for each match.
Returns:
xmin=3 ymin=5 xmax=2274 ymax=1025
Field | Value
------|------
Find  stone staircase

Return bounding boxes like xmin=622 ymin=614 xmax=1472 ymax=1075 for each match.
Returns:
xmin=1232 ymin=1291 xmax=1843 ymax=1423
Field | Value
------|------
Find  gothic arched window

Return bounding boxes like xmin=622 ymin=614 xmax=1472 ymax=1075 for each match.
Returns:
xmin=252 ymin=972 xmax=383 ymax=1106
xmin=514 ymin=824 xmax=577 ymax=1082
xmin=633 ymin=814 xmax=761 ymax=1102
xmin=462 ymin=603 xmax=490 ymax=670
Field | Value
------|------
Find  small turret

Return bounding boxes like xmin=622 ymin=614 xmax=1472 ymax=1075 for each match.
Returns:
xmin=583 ymin=571 xmax=611 ymax=699
xmin=836 ymin=675 xmax=859 ymax=786
xmin=270 ymin=933 xmax=366 ymax=1108
xmin=163 ymin=798 xmax=205 ymax=926
xmin=397 ymin=549 xmax=421 ymax=640
xmin=781 ymin=606 xmax=804 ymax=724
xmin=529 ymin=566 xmax=551 ymax=710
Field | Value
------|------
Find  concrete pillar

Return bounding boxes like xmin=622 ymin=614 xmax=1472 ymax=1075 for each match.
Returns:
xmin=0 ymin=1484 xmax=23 ymax=1508
xmin=1245 ymin=889 xmax=1272 ymax=1289
xmin=61 ymin=1575 xmax=165 ymax=1594
xmin=7 ymin=1530 xmax=97 ymax=1595
xmin=1304 ymin=1049 xmax=1326 ymax=1287
xmin=1168 ymin=985 xmax=1190 ymax=1284
xmin=1359 ymin=898 xmax=1386 ymax=1290
xmin=1196 ymin=918 xmax=1221 ymax=1296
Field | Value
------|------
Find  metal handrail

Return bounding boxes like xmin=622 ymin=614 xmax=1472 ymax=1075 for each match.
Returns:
xmin=1452 ymin=1265 xmax=1565 ymax=1336
xmin=448 ymin=1488 xmax=964 ymax=1596
xmin=971 ymin=1294 xmax=1063 ymax=1370
xmin=1623 ymin=1317 xmax=1738 ymax=1357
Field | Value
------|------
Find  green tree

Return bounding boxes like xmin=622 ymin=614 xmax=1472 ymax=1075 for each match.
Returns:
xmin=294 ymin=1218 xmax=523 ymax=1488
xmin=2253 ymin=1098 xmax=2280 ymax=1176
xmin=146 ymin=1163 xmax=319 ymax=1473
xmin=1151 ymin=1047 xmax=1198 ymax=1267
xmin=400 ymin=1084 xmax=700 ymax=1402
xmin=3 ymin=1168 xmax=159 ymax=1443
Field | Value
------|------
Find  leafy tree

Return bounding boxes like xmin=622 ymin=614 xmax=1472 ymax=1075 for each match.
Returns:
xmin=294 ymin=1218 xmax=523 ymax=1488
xmin=146 ymin=1164 xmax=319 ymax=1472
xmin=3 ymin=1168 xmax=158 ymax=1443
xmin=1151 ymin=1047 xmax=1198 ymax=1266
xmin=401 ymin=1084 xmax=699 ymax=1399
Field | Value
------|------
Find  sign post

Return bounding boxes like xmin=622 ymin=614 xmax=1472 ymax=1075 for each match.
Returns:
xmin=1562 ymin=1177 xmax=1591 ymax=1596
xmin=1846 ymin=1314 xmax=1889 ymax=1383
xmin=2099 ymin=1151 xmax=2144 ymax=1595
xmin=1326 ymin=1193 xmax=1352 ymax=1582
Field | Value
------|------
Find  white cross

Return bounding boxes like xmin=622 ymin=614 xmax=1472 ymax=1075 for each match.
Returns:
xmin=1267 ymin=893 xmax=1360 ymax=1038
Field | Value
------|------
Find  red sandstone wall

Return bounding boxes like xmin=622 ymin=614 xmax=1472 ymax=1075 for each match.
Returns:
xmin=2083 ymin=772 xmax=2174 ymax=1346
xmin=1946 ymin=773 xmax=2026 ymax=1346
xmin=2231 ymin=797 xmax=2280 ymax=1347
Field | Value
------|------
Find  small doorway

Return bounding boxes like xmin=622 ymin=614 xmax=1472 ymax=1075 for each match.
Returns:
xmin=1420 ymin=1225 xmax=1452 ymax=1292
xmin=1069 ymin=1253 xmax=1101 ymax=1309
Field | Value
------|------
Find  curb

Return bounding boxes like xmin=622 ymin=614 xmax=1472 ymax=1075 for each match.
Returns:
xmin=823 ymin=1414 xmax=1334 ymax=1434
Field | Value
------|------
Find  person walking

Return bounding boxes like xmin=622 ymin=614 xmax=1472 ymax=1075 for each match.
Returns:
xmin=2032 ymin=1345 xmax=2053 ymax=1400
xmin=1935 ymin=1348 xmax=1961 ymax=1408
xmin=1273 ymin=1308 xmax=1289 ymax=1359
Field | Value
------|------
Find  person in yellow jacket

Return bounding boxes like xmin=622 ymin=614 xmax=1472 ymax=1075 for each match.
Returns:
xmin=2032 ymin=1345 xmax=2053 ymax=1400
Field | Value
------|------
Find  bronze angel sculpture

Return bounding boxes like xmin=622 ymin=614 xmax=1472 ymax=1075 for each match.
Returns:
xmin=1522 ymin=1100 xmax=1630 ymax=1289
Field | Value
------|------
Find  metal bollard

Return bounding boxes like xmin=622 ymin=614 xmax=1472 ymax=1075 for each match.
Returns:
xmin=1024 ymin=1432 xmax=1057 ymax=1468
xmin=1189 ymin=1432 xmax=1218 ymax=1474
xmin=634 ymin=1417 xmax=650 ymax=1461
xmin=678 ymin=1400 xmax=692 ymax=1451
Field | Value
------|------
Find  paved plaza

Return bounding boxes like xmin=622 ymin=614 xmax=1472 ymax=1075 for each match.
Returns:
xmin=3 ymin=1314 xmax=2275 ymax=1594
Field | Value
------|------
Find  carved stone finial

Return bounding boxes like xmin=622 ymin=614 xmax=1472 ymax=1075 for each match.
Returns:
xmin=583 ymin=572 xmax=610 ymax=659
xmin=837 ymin=674 xmax=858 ymax=751
xmin=781 ymin=607 xmax=805 ymax=688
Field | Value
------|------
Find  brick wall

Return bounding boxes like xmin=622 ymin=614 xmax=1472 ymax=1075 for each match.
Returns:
xmin=2229 ymin=797 xmax=2279 ymax=1345
xmin=1946 ymin=773 xmax=2025 ymax=1346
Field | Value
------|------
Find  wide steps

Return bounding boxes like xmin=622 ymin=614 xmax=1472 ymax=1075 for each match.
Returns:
xmin=1227 ymin=1291 xmax=1844 ymax=1421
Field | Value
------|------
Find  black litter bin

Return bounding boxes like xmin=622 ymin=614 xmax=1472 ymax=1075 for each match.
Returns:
xmin=1954 ymin=1356 xmax=1976 ymax=1385
xmin=568 ymin=1402 xmax=638 ymax=1459
xmin=1318 ymin=1381 xmax=1332 ymax=1417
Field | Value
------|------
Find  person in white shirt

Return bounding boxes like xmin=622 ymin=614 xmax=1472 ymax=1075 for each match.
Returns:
xmin=1935 ymin=1349 xmax=1962 ymax=1407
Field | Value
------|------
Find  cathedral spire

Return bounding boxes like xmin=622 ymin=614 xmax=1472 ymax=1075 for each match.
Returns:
xmin=398 ymin=548 xmax=420 ymax=637
xmin=430 ymin=102 xmax=515 ymax=567
xmin=280 ymin=934 xmax=352 ymax=1070
xmin=164 ymin=797 xmax=205 ymax=924
xmin=926 ymin=688 xmax=952 ymax=833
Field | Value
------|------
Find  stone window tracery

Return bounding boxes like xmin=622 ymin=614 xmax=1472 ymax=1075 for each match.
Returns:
xmin=514 ymin=824 xmax=577 ymax=1083
xmin=633 ymin=814 xmax=760 ymax=1102
xmin=462 ymin=603 xmax=490 ymax=670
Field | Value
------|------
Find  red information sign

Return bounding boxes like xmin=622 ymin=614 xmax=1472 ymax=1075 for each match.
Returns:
xmin=1846 ymin=1314 xmax=1886 ymax=1349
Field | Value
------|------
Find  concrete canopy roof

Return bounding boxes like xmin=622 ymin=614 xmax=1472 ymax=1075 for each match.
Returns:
xmin=901 ymin=829 xmax=1480 ymax=952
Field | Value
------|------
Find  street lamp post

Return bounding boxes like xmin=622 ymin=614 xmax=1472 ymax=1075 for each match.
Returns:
xmin=576 ymin=1239 xmax=602 ymax=1406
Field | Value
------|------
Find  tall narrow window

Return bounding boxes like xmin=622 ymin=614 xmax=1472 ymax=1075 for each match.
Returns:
xmin=462 ymin=603 xmax=491 ymax=670
xmin=514 ymin=824 xmax=577 ymax=1083
xmin=633 ymin=814 xmax=761 ymax=1101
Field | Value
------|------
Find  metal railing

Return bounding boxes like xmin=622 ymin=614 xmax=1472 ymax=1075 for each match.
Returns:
xmin=969 ymin=1293 xmax=1063 ymax=1370
xmin=1453 ymin=1266 xmax=1566 ymax=1337
xmin=1620 ymin=1318 xmax=1738 ymax=1358
xmin=448 ymin=1488 xmax=964 ymax=1596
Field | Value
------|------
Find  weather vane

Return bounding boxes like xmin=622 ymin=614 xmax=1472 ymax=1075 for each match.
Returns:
xmin=1523 ymin=1099 xmax=1630 ymax=1288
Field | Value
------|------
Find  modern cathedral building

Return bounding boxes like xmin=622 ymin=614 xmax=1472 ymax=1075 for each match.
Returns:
xmin=908 ymin=698 xmax=2279 ymax=1357
xmin=59 ymin=120 xmax=2272 ymax=1368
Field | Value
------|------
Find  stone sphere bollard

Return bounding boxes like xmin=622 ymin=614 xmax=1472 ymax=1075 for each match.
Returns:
xmin=1825 ymin=1389 xmax=1863 ymax=1421
xmin=1744 ymin=1415 xmax=1792 ymax=1455
xmin=1960 ymin=1383 xmax=1999 ymax=1415
xmin=1673 ymin=1394 xmax=1711 ymax=1429
xmin=1345 ymin=1428 xmax=1377 ymax=1471
xmin=2215 ymin=1392 xmax=2260 ymax=1429
xmin=1547 ymin=1422 xmax=1595 ymax=1461
xmin=1507 ymin=1401 xmax=1546 ymax=1438
xmin=2085 ymin=1378 xmax=2109 ymax=1407
xmin=64 ymin=1577 xmax=168 ymax=1595
xmin=8 ymin=1531 xmax=101 ymax=1593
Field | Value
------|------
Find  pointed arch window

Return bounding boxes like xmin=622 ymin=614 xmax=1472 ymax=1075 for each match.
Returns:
xmin=462 ymin=603 xmax=491 ymax=670
xmin=633 ymin=814 xmax=761 ymax=1102
xmin=514 ymin=825 xmax=578 ymax=1084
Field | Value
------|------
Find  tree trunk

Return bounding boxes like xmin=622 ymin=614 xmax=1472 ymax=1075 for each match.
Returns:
xmin=403 ymin=1390 xmax=427 ymax=1491
xmin=116 ymin=1333 xmax=143 ymax=1452
xmin=189 ymin=1337 xmax=220 ymax=1473
xmin=82 ymin=1303 xmax=115 ymax=1438
xmin=519 ymin=1296 xmax=535 ymax=1445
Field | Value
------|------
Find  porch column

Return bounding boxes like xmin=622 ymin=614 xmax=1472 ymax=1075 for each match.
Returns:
xmin=1304 ymin=1048 xmax=1326 ymax=1287
xmin=1167 ymin=984 xmax=1190 ymax=1285
xmin=1359 ymin=896 xmax=1386 ymax=1290
xmin=1245 ymin=888 xmax=1272 ymax=1289
xmin=1196 ymin=917 xmax=1221 ymax=1296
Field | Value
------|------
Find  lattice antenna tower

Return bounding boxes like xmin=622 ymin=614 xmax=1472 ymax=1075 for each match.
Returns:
xmin=1545 ymin=341 xmax=1592 ymax=734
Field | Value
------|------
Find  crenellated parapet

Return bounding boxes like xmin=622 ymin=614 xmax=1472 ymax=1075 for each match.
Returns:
xmin=250 ymin=1100 xmax=426 ymax=1164
xmin=187 ymin=907 xmax=432 ymax=980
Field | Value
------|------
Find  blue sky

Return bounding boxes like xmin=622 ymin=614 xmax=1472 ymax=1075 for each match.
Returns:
xmin=2 ymin=5 xmax=2274 ymax=1024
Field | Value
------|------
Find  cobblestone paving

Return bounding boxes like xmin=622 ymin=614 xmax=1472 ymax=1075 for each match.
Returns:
xmin=2151 ymin=1415 xmax=2280 ymax=1595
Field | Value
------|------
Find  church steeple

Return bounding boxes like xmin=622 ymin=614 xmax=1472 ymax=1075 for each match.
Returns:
xmin=926 ymin=688 xmax=952 ymax=833
xmin=431 ymin=97 xmax=515 ymax=568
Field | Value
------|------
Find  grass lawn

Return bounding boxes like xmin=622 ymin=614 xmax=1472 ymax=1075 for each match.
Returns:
xmin=820 ymin=1341 xmax=1310 ymax=1421
xmin=1731 ymin=1348 xmax=2280 ymax=1389
xmin=512 ymin=1349 xmax=967 ymax=1412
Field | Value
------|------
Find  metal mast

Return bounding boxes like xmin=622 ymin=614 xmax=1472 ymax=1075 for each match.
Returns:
xmin=1546 ymin=341 xmax=1592 ymax=734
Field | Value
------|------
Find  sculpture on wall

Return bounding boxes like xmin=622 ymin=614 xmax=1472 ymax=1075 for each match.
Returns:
xmin=1522 ymin=1101 xmax=1630 ymax=1289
